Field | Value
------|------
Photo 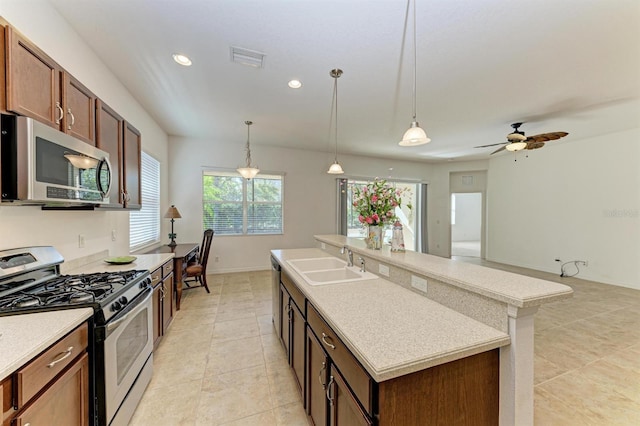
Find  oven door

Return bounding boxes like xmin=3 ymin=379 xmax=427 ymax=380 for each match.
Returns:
xmin=103 ymin=288 xmax=153 ymax=424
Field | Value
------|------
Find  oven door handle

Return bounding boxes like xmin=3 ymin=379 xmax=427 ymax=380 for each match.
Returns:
xmin=106 ymin=289 xmax=152 ymax=333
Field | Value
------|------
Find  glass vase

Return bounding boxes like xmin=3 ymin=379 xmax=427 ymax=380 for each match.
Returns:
xmin=366 ymin=225 xmax=383 ymax=250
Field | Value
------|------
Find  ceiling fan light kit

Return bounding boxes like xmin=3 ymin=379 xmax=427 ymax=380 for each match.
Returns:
xmin=400 ymin=0 xmax=431 ymax=147
xmin=475 ymin=122 xmax=569 ymax=156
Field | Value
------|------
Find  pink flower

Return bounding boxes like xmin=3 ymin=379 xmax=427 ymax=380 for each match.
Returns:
xmin=386 ymin=211 xmax=393 ymax=217
xmin=372 ymin=213 xmax=379 ymax=222
xmin=371 ymin=195 xmax=378 ymax=202
xmin=365 ymin=216 xmax=374 ymax=224
xmin=358 ymin=215 xmax=365 ymax=223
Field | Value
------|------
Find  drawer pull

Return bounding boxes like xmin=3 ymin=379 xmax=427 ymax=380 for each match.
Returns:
xmin=47 ymin=346 xmax=73 ymax=368
xmin=321 ymin=333 xmax=336 ymax=350
xmin=326 ymin=375 xmax=335 ymax=406
xmin=318 ymin=361 xmax=326 ymax=389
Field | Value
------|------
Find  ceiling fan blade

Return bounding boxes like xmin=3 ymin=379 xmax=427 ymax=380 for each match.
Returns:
xmin=526 ymin=141 xmax=545 ymax=150
xmin=490 ymin=145 xmax=507 ymax=155
xmin=525 ymin=132 xmax=569 ymax=143
xmin=475 ymin=142 xmax=507 ymax=148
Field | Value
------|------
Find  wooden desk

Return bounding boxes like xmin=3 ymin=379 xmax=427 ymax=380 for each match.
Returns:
xmin=146 ymin=243 xmax=198 ymax=310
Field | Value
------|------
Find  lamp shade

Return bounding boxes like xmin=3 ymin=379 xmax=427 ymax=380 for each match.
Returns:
xmin=327 ymin=161 xmax=344 ymax=174
xmin=505 ymin=141 xmax=528 ymax=152
xmin=237 ymin=166 xmax=260 ymax=180
xmin=164 ymin=205 xmax=182 ymax=219
xmin=399 ymin=121 xmax=431 ymax=146
xmin=64 ymin=154 xmax=99 ymax=169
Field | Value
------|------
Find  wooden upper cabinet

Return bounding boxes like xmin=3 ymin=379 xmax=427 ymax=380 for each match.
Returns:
xmin=63 ymin=73 xmax=96 ymax=145
xmin=5 ymin=25 xmax=61 ymax=127
xmin=5 ymin=25 xmax=97 ymax=145
xmin=96 ymin=99 xmax=124 ymax=207
xmin=123 ymin=121 xmax=142 ymax=209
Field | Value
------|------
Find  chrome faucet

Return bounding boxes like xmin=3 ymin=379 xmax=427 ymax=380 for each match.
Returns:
xmin=341 ymin=246 xmax=353 ymax=267
xmin=358 ymin=257 xmax=366 ymax=272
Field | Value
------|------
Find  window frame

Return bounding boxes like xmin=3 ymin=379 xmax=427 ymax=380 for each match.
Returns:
xmin=202 ymin=169 xmax=285 ymax=236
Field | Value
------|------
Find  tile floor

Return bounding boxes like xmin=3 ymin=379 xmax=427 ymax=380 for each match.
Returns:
xmin=130 ymin=262 xmax=640 ymax=425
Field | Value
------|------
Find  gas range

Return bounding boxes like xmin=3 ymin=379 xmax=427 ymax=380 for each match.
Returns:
xmin=0 ymin=246 xmax=151 ymax=323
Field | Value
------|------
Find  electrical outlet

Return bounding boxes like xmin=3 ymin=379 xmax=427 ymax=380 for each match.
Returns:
xmin=411 ymin=275 xmax=428 ymax=293
xmin=215 ymin=256 xmax=220 ymax=263
xmin=378 ymin=264 xmax=390 ymax=277
xmin=111 ymin=230 xmax=117 ymax=241
xmin=320 ymin=242 xmax=326 ymax=250
xmin=78 ymin=234 xmax=85 ymax=248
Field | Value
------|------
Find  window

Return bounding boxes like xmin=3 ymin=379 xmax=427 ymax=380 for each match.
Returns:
xmin=129 ymin=152 xmax=160 ymax=251
xmin=203 ymin=171 xmax=283 ymax=235
xmin=339 ymin=178 xmax=423 ymax=251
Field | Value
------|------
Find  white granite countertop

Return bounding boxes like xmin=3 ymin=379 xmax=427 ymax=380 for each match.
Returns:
xmin=315 ymin=234 xmax=573 ymax=308
xmin=64 ymin=253 xmax=174 ymax=275
xmin=272 ymin=248 xmax=511 ymax=382
xmin=0 ymin=308 xmax=94 ymax=381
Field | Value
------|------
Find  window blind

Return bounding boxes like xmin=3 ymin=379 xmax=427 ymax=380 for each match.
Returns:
xmin=130 ymin=152 xmax=160 ymax=250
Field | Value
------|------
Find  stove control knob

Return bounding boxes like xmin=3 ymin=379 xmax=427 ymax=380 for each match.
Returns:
xmin=119 ymin=296 xmax=128 ymax=305
xmin=111 ymin=301 xmax=122 ymax=312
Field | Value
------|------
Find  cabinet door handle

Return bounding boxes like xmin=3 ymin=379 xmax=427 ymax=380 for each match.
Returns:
xmin=321 ymin=333 xmax=336 ymax=350
xmin=67 ymin=108 xmax=75 ymax=130
xmin=55 ymin=102 xmax=64 ymax=124
xmin=47 ymin=346 xmax=73 ymax=368
xmin=318 ymin=361 xmax=326 ymax=389
xmin=326 ymin=375 xmax=335 ymax=406
xmin=160 ymin=284 xmax=166 ymax=301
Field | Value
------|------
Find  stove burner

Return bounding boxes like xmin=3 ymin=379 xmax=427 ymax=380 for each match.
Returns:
xmin=16 ymin=295 xmax=41 ymax=308
xmin=69 ymin=291 xmax=95 ymax=304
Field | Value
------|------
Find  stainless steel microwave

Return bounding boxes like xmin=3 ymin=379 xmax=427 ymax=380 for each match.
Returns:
xmin=1 ymin=114 xmax=112 ymax=205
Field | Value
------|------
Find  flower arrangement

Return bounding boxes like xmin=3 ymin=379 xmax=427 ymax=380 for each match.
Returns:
xmin=352 ymin=179 xmax=411 ymax=227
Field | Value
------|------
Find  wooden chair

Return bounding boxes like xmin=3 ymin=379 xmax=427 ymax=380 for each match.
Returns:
xmin=183 ymin=229 xmax=214 ymax=293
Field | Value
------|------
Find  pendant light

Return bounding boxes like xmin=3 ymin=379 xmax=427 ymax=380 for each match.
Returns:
xmin=399 ymin=0 xmax=431 ymax=147
xmin=237 ymin=120 xmax=260 ymax=180
xmin=327 ymin=68 xmax=345 ymax=174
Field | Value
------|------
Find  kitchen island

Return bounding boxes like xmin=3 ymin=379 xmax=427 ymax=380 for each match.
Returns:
xmin=272 ymin=235 xmax=572 ymax=425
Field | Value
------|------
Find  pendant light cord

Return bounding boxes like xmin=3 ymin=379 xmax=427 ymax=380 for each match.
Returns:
xmin=411 ymin=0 xmax=417 ymax=122
xmin=245 ymin=121 xmax=253 ymax=167
xmin=334 ymin=75 xmax=339 ymax=162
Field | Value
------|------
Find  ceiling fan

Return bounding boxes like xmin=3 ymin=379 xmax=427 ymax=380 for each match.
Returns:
xmin=475 ymin=123 xmax=569 ymax=155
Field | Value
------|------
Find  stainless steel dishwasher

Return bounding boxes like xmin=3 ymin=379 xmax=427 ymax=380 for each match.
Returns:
xmin=271 ymin=256 xmax=281 ymax=338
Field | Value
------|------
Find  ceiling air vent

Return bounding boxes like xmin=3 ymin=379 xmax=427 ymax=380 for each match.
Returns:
xmin=230 ymin=46 xmax=265 ymax=68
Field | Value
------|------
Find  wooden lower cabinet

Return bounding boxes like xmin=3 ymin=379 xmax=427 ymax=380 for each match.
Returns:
xmin=12 ymin=352 xmax=89 ymax=426
xmin=328 ymin=365 xmax=372 ymax=426
xmin=306 ymin=327 xmax=329 ymax=426
xmin=152 ymin=261 xmax=174 ymax=349
xmin=280 ymin=283 xmax=305 ymax=394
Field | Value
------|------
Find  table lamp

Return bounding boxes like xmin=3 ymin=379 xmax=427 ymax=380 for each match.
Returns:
xmin=164 ymin=205 xmax=182 ymax=247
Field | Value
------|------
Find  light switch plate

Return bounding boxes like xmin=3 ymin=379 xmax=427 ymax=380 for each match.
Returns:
xmin=321 ymin=243 xmax=326 ymax=250
xmin=378 ymin=264 xmax=390 ymax=277
xmin=411 ymin=275 xmax=428 ymax=293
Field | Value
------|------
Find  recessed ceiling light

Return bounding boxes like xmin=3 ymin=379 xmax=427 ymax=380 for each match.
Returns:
xmin=288 ymin=79 xmax=302 ymax=89
xmin=172 ymin=53 xmax=192 ymax=66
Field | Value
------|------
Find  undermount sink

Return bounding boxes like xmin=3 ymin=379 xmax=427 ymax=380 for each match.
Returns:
xmin=286 ymin=257 xmax=378 ymax=285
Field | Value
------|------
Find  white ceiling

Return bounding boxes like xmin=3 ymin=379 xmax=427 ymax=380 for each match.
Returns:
xmin=50 ymin=0 xmax=640 ymax=162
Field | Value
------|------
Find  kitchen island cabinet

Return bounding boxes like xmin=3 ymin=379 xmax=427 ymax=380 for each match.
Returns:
xmin=272 ymin=254 xmax=505 ymax=425
xmin=151 ymin=259 xmax=175 ymax=349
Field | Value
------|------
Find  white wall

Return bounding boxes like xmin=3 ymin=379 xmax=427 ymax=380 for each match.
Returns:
xmin=452 ymin=193 xmax=482 ymax=242
xmin=0 ymin=0 xmax=169 ymax=260
xmin=487 ymin=128 xmax=640 ymax=289
xmin=168 ymin=134 xmax=490 ymax=272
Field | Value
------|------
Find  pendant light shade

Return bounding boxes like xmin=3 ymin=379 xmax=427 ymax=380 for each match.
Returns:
xmin=400 ymin=0 xmax=431 ymax=147
xmin=237 ymin=120 xmax=260 ymax=180
xmin=327 ymin=68 xmax=345 ymax=175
